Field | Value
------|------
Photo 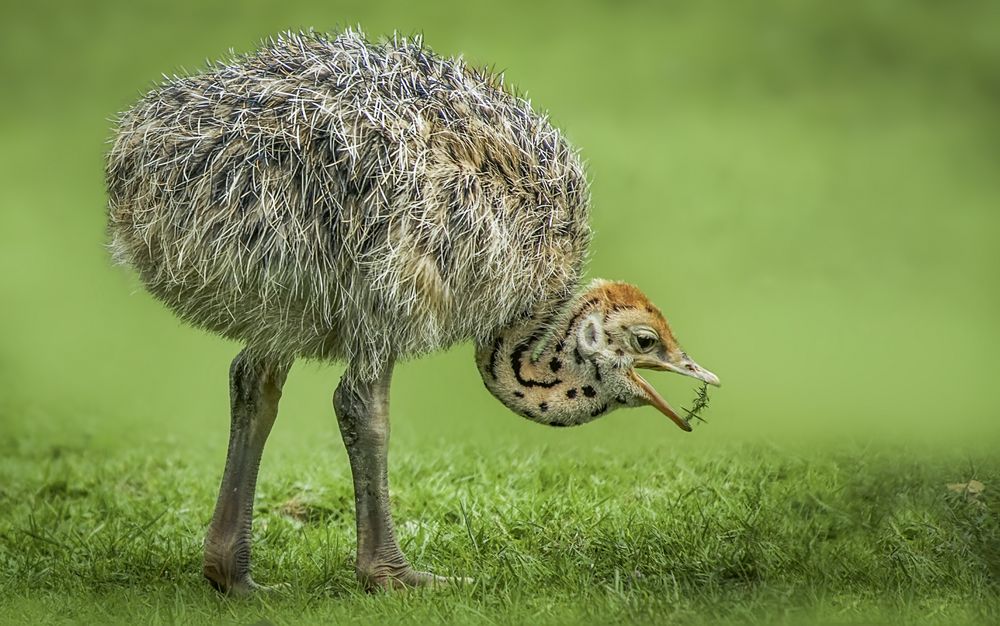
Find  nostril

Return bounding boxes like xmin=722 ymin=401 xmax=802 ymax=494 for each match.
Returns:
xmin=685 ymin=364 xmax=695 ymax=371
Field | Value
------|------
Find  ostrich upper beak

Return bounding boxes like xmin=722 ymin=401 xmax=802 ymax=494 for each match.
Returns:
xmin=630 ymin=353 xmax=721 ymax=432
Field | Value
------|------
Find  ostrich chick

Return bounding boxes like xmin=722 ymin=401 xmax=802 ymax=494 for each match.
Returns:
xmin=106 ymin=30 xmax=720 ymax=593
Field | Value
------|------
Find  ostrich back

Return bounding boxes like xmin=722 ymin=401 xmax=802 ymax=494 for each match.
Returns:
xmin=106 ymin=31 xmax=590 ymax=378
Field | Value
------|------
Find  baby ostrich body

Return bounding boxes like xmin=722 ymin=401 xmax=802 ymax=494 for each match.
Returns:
xmin=106 ymin=30 xmax=719 ymax=593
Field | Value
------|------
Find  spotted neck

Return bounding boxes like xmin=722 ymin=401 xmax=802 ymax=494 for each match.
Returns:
xmin=476 ymin=293 xmax=622 ymax=426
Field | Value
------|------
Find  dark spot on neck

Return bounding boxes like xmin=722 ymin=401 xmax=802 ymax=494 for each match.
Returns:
xmin=487 ymin=336 xmax=502 ymax=380
xmin=615 ymin=394 xmax=627 ymax=404
xmin=590 ymin=360 xmax=602 ymax=382
xmin=510 ymin=342 xmax=561 ymax=389
xmin=582 ymin=385 xmax=596 ymax=398
xmin=549 ymin=358 xmax=561 ymax=373
xmin=538 ymin=402 xmax=548 ymax=412
xmin=590 ymin=404 xmax=608 ymax=417
xmin=566 ymin=388 xmax=577 ymax=399
xmin=513 ymin=391 xmax=524 ymax=398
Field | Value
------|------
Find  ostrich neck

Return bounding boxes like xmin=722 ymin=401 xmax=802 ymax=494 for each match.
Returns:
xmin=476 ymin=293 xmax=610 ymax=426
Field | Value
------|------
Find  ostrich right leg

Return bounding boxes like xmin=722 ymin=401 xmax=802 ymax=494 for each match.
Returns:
xmin=334 ymin=363 xmax=457 ymax=590
xmin=203 ymin=349 xmax=290 ymax=594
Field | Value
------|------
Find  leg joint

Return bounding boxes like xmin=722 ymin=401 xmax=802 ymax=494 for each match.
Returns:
xmin=334 ymin=379 xmax=388 ymax=448
xmin=230 ymin=349 xmax=290 ymax=404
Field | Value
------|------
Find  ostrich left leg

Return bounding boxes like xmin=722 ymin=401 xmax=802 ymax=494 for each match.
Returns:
xmin=334 ymin=362 xmax=459 ymax=590
xmin=203 ymin=349 xmax=290 ymax=594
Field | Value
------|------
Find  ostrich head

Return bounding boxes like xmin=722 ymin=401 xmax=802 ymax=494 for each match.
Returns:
xmin=478 ymin=280 xmax=721 ymax=430
xmin=573 ymin=280 xmax=720 ymax=431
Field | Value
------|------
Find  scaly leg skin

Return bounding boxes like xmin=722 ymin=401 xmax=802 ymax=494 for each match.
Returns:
xmin=334 ymin=361 xmax=467 ymax=591
xmin=203 ymin=348 xmax=290 ymax=595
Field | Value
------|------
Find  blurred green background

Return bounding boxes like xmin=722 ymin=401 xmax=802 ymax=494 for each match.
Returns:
xmin=1 ymin=0 xmax=998 ymax=456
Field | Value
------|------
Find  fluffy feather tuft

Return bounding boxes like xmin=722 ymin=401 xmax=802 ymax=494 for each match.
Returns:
xmin=106 ymin=29 xmax=591 ymax=379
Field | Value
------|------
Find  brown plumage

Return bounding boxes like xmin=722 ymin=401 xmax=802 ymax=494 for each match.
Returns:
xmin=105 ymin=29 xmax=719 ymax=593
xmin=107 ymin=29 xmax=588 ymax=380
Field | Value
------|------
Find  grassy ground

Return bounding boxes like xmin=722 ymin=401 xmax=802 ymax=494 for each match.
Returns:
xmin=1 ymin=1 xmax=999 ymax=624
xmin=1 ymin=435 xmax=997 ymax=625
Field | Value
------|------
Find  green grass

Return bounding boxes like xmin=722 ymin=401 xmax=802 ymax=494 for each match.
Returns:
xmin=1 ymin=0 xmax=999 ymax=623
xmin=1 ymin=437 xmax=997 ymax=625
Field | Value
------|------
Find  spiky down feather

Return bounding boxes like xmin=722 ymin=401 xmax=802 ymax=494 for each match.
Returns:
xmin=106 ymin=29 xmax=591 ymax=380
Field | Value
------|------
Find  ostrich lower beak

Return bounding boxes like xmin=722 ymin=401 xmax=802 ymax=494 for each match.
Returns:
xmin=627 ymin=369 xmax=692 ymax=432
xmin=631 ymin=353 xmax=720 ymax=432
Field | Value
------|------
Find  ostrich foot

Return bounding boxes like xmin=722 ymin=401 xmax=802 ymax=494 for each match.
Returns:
xmin=204 ymin=569 xmax=287 ymax=597
xmin=206 ymin=576 xmax=288 ymax=598
xmin=357 ymin=560 xmax=471 ymax=591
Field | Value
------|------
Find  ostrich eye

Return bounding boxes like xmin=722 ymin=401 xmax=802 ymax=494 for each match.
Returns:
xmin=633 ymin=331 xmax=658 ymax=352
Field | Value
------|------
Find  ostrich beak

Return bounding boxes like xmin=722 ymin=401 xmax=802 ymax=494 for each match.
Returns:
xmin=627 ymin=369 xmax=692 ymax=432
xmin=665 ymin=355 xmax=721 ymax=388
xmin=631 ymin=353 xmax=721 ymax=432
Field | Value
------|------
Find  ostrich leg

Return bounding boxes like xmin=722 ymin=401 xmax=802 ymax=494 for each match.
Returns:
xmin=334 ymin=362 xmax=453 ymax=590
xmin=203 ymin=349 xmax=290 ymax=594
